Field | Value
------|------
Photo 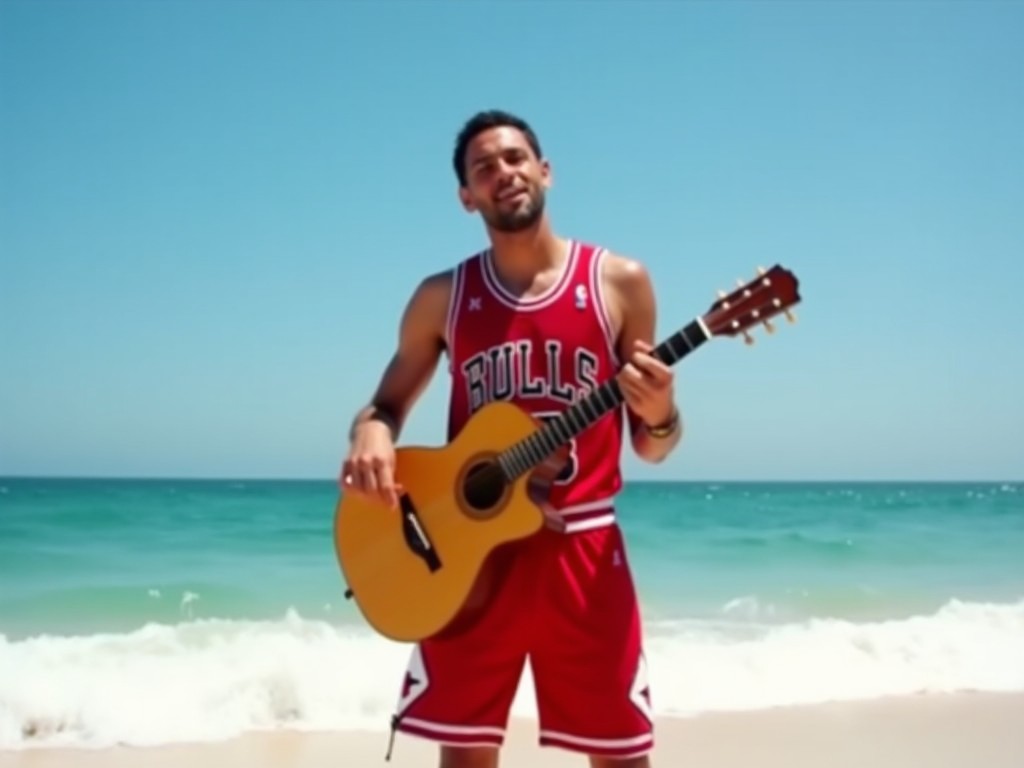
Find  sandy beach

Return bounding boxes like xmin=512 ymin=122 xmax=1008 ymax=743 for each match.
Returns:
xmin=2 ymin=692 xmax=1020 ymax=768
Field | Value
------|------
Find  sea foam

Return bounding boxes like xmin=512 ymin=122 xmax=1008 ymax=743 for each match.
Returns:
xmin=1 ymin=598 xmax=1022 ymax=750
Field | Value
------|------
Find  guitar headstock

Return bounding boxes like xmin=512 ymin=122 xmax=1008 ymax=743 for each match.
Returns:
xmin=703 ymin=265 xmax=801 ymax=344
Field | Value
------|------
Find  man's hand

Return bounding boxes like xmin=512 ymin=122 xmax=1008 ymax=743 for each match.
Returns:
xmin=340 ymin=419 xmax=403 ymax=509
xmin=617 ymin=339 xmax=676 ymax=429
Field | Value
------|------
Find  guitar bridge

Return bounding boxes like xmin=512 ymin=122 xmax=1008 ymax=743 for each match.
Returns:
xmin=400 ymin=494 xmax=442 ymax=572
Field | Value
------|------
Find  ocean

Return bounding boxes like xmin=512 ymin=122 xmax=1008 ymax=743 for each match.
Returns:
xmin=1 ymin=477 xmax=1022 ymax=750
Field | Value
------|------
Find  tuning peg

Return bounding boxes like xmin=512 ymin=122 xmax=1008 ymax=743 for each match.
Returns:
xmin=763 ymin=319 xmax=775 ymax=334
xmin=718 ymin=289 xmax=728 ymax=299
xmin=757 ymin=265 xmax=766 ymax=275
xmin=742 ymin=331 xmax=755 ymax=345
xmin=785 ymin=309 xmax=797 ymax=323
xmin=736 ymin=278 xmax=745 ymax=287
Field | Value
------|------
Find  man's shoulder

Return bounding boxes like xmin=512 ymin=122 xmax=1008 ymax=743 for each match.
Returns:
xmin=408 ymin=268 xmax=455 ymax=317
xmin=592 ymin=246 xmax=653 ymax=295
xmin=418 ymin=267 xmax=455 ymax=290
xmin=416 ymin=247 xmax=488 ymax=290
xmin=401 ymin=269 xmax=454 ymax=338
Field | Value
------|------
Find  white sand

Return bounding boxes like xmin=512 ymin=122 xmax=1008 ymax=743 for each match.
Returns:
xmin=2 ymin=692 xmax=1021 ymax=768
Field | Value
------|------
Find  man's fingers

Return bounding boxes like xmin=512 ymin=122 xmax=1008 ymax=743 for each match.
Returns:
xmin=631 ymin=350 xmax=671 ymax=381
xmin=619 ymin=363 xmax=644 ymax=382
xmin=620 ymin=363 xmax=657 ymax=392
xmin=618 ymin=373 xmax=648 ymax=404
xmin=375 ymin=464 xmax=399 ymax=508
xmin=344 ymin=455 xmax=374 ymax=497
xmin=361 ymin=464 xmax=379 ymax=497
xmin=619 ymin=366 xmax=651 ymax=405
xmin=353 ymin=454 xmax=398 ymax=508
xmin=341 ymin=460 xmax=368 ymax=493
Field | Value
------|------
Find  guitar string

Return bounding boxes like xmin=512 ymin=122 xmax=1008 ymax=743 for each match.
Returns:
xmin=462 ymin=321 xmax=707 ymax=496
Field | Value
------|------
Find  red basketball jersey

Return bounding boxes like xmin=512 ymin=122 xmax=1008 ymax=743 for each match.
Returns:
xmin=444 ymin=240 xmax=624 ymax=519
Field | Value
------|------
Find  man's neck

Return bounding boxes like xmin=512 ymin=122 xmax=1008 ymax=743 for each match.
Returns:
xmin=487 ymin=221 xmax=567 ymax=290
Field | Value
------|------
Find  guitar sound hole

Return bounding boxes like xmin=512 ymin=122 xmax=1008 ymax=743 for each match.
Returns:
xmin=463 ymin=461 xmax=507 ymax=513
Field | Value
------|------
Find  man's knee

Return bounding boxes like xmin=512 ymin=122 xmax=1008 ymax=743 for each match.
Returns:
xmin=589 ymin=756 xmax=651 ymax=768
xmin=439 ymin=744 xmax=500 ymax=768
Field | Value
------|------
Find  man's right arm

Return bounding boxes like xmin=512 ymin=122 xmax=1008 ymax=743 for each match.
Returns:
xmin=341 ymin=270 xmax=451 ymax=505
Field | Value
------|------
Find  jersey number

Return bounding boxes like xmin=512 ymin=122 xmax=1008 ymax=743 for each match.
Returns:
xmin=533 ymin=411 xmax=578 ymax=485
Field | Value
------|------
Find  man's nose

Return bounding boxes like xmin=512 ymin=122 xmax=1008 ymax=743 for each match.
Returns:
xmin=495 ymin=158 xmax=517 ymax=181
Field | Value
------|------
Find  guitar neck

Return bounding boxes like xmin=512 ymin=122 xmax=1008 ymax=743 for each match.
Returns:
xmin=497 ymin=318 xmax=711 ymax=480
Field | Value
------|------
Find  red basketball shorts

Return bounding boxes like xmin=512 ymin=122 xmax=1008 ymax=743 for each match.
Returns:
xmin=390 ymin=516 xmax=654 ymax=759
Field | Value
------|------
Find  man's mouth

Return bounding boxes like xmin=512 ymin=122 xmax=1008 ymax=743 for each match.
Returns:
xmin=496 ymin=187 xmax=528 ymax=203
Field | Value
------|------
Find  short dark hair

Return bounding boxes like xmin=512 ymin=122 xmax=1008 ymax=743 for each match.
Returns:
xmin=452 ymin=110 xmax=543 ymax=187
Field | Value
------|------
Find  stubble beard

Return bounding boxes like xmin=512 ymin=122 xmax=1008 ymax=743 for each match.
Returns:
xmin=486 ymin=189 xmax=546 ymax=233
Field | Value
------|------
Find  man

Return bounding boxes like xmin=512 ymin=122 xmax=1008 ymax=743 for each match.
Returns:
xmin=341 ymin=110 xmax=683 ymax=768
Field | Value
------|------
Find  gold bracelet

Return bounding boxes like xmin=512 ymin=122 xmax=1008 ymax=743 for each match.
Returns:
xmin=644 ymin=408 xmax=679 ymax=438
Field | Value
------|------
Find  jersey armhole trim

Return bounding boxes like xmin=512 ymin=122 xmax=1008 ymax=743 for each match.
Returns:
xmin=444 ymin=260 xmax=467 ymax=366
xmin=590 ymin=247 xmax=621 ymax=368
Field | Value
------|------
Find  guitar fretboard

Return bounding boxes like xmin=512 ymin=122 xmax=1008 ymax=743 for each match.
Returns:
xmin=497 ymin=318 xmax=709 ymax=480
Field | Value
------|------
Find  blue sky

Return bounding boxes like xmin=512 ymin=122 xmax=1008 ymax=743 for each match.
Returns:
xmin=1 ymin=0 xmax=1021 ymax=481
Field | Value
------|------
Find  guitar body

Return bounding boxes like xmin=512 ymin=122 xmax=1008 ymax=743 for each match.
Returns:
xmin=334 ymin=400 xmax=569 ymax=643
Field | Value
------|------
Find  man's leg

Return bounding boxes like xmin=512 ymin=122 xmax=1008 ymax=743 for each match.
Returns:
xmin=531 ymin=524 xmax=656 ymax=763
xmin=439 ymin=745 xmax=500 ymax=768
xmin=589 ymin=756 xmax=649 ymax=768
xmin=389 ymin=551 xmax=530 ymax=763
xmin=435 ymin=745 xmax=654 ymax=768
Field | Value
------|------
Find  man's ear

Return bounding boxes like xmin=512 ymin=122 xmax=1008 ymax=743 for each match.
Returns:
xmin=540 ymin=158 xmax=553 ymax=190
xmin=458 ymin=186 xmax=476 ymax=212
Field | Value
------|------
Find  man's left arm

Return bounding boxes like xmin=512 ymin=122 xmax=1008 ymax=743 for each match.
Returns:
xmin=605 ymin=254 xmax=683 ymax=464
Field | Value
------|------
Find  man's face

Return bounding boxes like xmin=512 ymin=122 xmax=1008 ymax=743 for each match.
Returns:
xmin=458 ymin=126 xmax=551 ymax=233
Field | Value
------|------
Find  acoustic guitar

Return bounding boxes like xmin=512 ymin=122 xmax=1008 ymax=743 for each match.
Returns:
xmin=334 ymin=264 xmax=801 ymax=642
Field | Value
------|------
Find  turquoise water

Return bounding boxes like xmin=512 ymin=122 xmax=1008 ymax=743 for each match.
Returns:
xmin=2 ymin=478 xmax=1021 ymax=635
xmin=1 ymin=478 xmax=1022 ymax=748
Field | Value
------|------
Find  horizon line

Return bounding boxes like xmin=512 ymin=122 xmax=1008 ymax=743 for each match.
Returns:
xmin=0 ymin=474 xmax=1020 ymax=485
